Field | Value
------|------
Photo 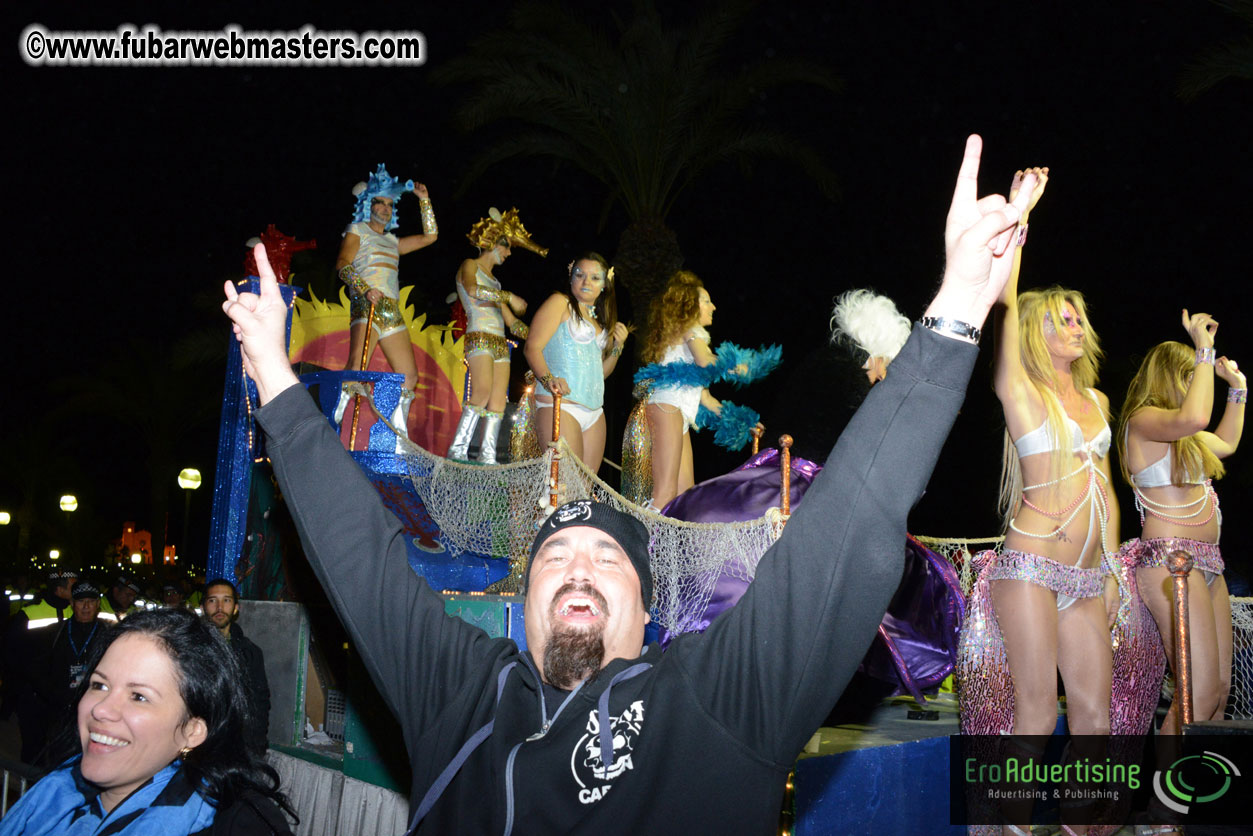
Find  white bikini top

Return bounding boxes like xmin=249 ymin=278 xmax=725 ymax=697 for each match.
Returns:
xmin=1130 ymin=445 xmax=1205 ymax=489
xmin=1013 ymin=389 xmax=1111 ymax=460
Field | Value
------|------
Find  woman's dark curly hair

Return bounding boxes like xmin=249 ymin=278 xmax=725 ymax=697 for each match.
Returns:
xmin=59 ymin=608 xmax=296 ymax=821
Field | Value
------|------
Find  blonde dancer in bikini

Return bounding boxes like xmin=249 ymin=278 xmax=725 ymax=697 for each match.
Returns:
xmin=960 ymin=168 xmax=1121 ymax=836
xmin=1118 ymin=313 xmax=1242 ymax=736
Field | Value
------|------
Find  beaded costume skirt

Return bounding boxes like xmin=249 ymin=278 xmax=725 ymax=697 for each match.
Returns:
xmin=348 ymin=291 xmax=406 ymax=337
xmin=957 ymin=547 xmax=1165 ymax=835
xmin=957 ymin=547 xmax=1165 ymax=736
xmin=1107 ymin=543 xmax=1167 ymax=736
xmin=958 ymin=550 xmax=1098 ymax=736
xmin=464 ymin=331 xmax=510 ymax=361
xmin=1129 ymin=536 xmax=1224 ymax=578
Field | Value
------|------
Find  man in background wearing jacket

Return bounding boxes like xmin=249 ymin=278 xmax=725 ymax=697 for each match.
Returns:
xmin=204 ymin=578 xmax=271 ymax=755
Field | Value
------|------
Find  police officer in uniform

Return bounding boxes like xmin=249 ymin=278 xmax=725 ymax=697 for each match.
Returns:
xmin=46 ymin=581 xmax=111 ymax=701
xmin=99 ymin=574 xmax=141 ymax=622
xmin=12 ymin=570 xmax=76 ymax=630
xmin=3 ymin=570 xmax=77 ymax=763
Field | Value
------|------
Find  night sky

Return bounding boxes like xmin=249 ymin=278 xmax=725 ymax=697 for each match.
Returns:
xmin=5 ymin=2 xmax=1252 ymax=577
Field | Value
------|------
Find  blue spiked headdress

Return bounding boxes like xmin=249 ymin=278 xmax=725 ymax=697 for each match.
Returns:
xmin=351 ymin=163 xmax=414 ymax=231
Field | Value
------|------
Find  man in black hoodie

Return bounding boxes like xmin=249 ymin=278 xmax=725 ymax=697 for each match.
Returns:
xmin=204 ymin=578 xmax=272 ymax=755
xmin=225 ymin=135 xmax=1034 ymax=832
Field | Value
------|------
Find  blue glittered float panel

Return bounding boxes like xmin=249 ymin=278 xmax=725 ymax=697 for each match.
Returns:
xmin=362 ymin=465 xmax=508 ymax=592
xmin=297 ymin=369 xmax=513 ymax=593
xmin=508 ymin=602 xmax=527 ymax=652
xmin=794 ymin=736 xmax=962 ymax=836
xmin=208 ymin=280 xmax=297 ymax=583
xmin=212 ymin=310 xmax=515 ymax=591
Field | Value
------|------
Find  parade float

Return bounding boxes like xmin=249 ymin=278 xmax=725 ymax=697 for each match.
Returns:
xmin=203 ymin=252 xmax=1253 ymax=834
xmin=201 ymin=222 xmax=985 ymax=833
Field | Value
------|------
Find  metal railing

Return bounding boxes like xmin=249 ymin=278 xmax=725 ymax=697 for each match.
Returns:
xmin=0 ymin=757 xmax=43 ymax=819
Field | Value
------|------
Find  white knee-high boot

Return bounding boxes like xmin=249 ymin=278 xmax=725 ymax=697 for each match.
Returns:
xmin=478 ymin=410 xmax=504 ymax=464
xmin=447 ymin=405 xmax=481 ymax=460
xmin=392 ymin=388 xmax=416 ymax=451
xmin=332 ymin=384 xmax=353 ymax=426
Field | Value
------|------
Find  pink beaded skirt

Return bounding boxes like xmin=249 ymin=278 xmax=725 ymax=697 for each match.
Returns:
xmin=957 ymin=547 xmax=1165 ymax=736
xmin=957 ymin=549 xmax=1102 ymax=736
xmin=1107 ymin=542 xmax=1167 ymax=736
xmin=1130 ymin=536 xmax=1224 ymax=578
xmin=957 ymin=547 xmax=1165 ymax=835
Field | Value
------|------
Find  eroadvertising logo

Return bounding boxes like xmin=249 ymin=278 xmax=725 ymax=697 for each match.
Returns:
xmin=951 ymin=735 xmax=1145 ymax=828
xmin=1152 ymin=751 xmax=1240 ymax=815
xmin=961 ymin=747 xmax=1140 ymax=804
xmin=951 ymin=734 xmax=1250 ymax=828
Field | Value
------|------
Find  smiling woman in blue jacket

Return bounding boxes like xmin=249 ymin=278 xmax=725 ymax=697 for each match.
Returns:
xmin=0 ymin=609 xmax=294 ymax=836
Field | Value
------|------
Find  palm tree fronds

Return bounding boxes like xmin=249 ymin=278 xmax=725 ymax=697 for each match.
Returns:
xmin=1177 ymin=39 xmax=1253 ymax=100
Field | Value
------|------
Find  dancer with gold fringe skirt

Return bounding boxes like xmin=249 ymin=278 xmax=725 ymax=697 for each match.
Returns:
xmin=333 ymin=164 xmax=439 ymax=438
xmin=446 ymin=208 xmax=546 ymax=464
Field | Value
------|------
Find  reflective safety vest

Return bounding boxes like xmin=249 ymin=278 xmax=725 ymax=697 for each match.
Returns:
xmin=9 ymin=593 xmax=36 ymax=616
xmin=99 ymin=597 xmax=137 ymax=623
xmin=20 ymin=598 xmax=71 ymax=629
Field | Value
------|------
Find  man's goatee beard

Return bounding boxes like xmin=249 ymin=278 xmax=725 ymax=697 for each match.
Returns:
xmin=542 ymin=627 xmax=605 ymax=690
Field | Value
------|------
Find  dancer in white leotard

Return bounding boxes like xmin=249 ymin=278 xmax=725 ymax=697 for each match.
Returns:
xmin=637 ymin=271 xmax=728 ymax=511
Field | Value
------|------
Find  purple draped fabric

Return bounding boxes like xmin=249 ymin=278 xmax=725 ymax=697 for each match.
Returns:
xmin=658 ymin=449 xmax=964 ymax=702
xmin=659 ymin=449 xmax=818 ymax=637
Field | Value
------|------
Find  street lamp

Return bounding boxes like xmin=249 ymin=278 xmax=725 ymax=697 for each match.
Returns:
xmin=49 ymin=549 xmax=60 ymax=560
xmin=177 ymin=468 xmax=202 ymax=563
xmin=59 ymin=494 xmax=79 ymax=564
xmin=131 ymin=553 xmax=143 ymax=564
xmin=0 ymin=512 xmax=12 ymax=572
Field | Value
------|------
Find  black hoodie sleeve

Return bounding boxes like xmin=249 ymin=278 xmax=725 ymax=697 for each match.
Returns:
xmin=256 ymin=385 xmax=500 ymax=734
xmin=673 ymin=326 xmax=977 ymax=765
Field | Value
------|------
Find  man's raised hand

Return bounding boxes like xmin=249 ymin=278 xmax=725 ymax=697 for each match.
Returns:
xmin=222 ymin=242 xmax=300 ymax=404
xmin=929 ymin=135 xmax=1037 ymax=327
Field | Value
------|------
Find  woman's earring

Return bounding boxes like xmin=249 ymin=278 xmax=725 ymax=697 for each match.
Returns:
xmin=179 ymin=747 xmax=192 ymax=760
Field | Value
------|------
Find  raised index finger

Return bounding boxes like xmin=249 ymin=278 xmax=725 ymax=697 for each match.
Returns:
xmin=252 ymin=242 xmax=279 ymax=297
xmin=951 ymin=134 xmax=984 ymax=208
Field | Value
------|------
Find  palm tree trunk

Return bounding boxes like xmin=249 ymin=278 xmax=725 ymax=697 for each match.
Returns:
xmin=613 ymin=218 xmax=684 ymax=360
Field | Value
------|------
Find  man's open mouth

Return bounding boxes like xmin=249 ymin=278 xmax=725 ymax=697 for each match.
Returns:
xmin=558 ymin=597 xmax=601 ymax=617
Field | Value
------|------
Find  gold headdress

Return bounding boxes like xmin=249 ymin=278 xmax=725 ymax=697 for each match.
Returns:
xmin=467 ymin=207 xmax=548 ymax=257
